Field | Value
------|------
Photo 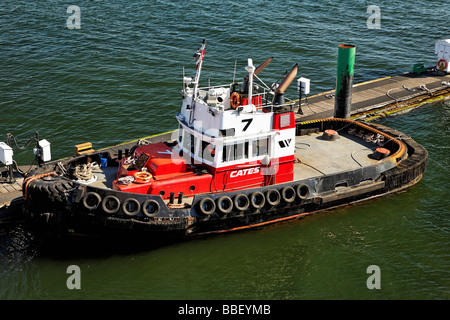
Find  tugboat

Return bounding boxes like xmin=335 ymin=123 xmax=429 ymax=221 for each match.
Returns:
xmin=21 ymin=40 xmax=428 ymax=239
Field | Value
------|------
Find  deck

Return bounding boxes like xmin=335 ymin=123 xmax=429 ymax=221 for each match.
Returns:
xmin=293 ymin=131 xmax=379 ymax=181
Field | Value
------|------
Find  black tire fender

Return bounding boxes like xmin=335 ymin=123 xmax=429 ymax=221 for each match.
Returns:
xmin=198 ymin=197 xmax=216 ymax=215
xmin=250 ymin=191 xmax=265 ymax=209
xmin=216 ymin=196 xmax=233 ymax=214
xmin=142 ymin=199 xmax=160 ymax=218
xmin=26 ymin=176 xmax=75 ymax=203
xmin=234 ymin=194 xmax=250 ymax=211
xmin=122 ymin=198 xmax=141 ymax=216
xmin=82 ymin=192 xmax=102 ymax=210
xmin=101 ymin=195 xmax=121 ymax=214
xmin=296 ymin=184 xmax=310 ymax=200
xmin=265 ymin=189 xmax=281 ymax=206
xmin=281 ymin=186 xmax=296 ymax=203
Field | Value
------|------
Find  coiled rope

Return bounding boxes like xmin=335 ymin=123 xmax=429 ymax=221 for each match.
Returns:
xmin=73 ymin=164 xmax=93 ymax=181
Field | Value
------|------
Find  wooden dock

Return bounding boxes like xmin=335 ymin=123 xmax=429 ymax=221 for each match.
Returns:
xmin=1 ymin=70 xmax=449 ymax=222
xmin=0 ymin=169 xmax=25 ymax=223
xmin=294 ymin=70 xmax=450 ymax=122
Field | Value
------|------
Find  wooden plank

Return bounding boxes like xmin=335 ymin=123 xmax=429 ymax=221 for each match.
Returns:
xmin=0 ymin=185 xmax=7 ymax=194
xmin=11 ymin=182 xmax=23 ymax=191
xmin=3 ymin=184 xmax=15 ymax=193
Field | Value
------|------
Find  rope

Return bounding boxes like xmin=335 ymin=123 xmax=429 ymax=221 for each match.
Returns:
xmin=12 ymin=159 xmax=36 ymax=176
xmin=385 ymin=83 xmax=435 ymax=107
xmin=417 ymin=84 xmax=432 ymax=96
xmin=73 ymin=164 xmax=93 ymax=181
xmin=386 ymin=88 xmax=398 ymax=104
xmin=117 ymin=176 xmax=135 ymax=185
xmin=298 ymin=161 xmax=326 ymax=175
xmin=167 ymin=203 xmax=190 ymax=209
xmin=137 ymin=139 xmax=150 ymax=146
xmin=6 ymin=133 xmax=38 ymax=150
xmin=402 ymin=85 xmax=415 ymax=92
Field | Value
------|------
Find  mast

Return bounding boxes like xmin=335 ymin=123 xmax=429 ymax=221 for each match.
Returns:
xmin=189 ymin=39 xmax=206 ymax=125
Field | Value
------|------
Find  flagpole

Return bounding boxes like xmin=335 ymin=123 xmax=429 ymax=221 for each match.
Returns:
xmin=189 ymin=39 xmax=206 ymax=125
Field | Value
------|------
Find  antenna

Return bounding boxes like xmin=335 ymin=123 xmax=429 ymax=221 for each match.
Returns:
xmin=232 ymin=60 xmax=237 ymax=83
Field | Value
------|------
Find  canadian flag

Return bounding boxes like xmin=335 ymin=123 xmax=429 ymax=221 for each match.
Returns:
xmin=196 ymin=49 xmax=204 ymax=69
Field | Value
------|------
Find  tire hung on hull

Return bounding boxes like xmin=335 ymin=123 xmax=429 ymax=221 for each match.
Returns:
xmin=122 ymin=198 xmax=141 ymax=216
xmin=82 ymin=192 xmax=102 ymax=210
xmin=250 ymin=191 xmax=265 ymax=209
xmin=198 ymin=197 xmax=216 ymax=215
xmin=281 ymin=186 xmax=296 ymax=203
xmin=296 ymin=184 xmax=310 ymax=200
xmin=142 ymin=199 xmax=160 ymax=218
xmin=216 ymin=196 xmax=233 ymax=214
xmin=265 ymin=189 xmax=281 ymax=206
xmin=234 ymin=194 xmax=250 ymax=211
xmin=101 ymin=195 xmax=121 ymax=214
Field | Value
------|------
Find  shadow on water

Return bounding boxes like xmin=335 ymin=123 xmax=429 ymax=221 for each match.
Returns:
xmin=39 ymin=236 xmax=189 ymax=260
xmin=0 ymin=222 xmax=41 ymax=299
xmin=2 ymin=225 xmax=269 ymax=264
xmin=0 ymin=180 xmax=424 ymax=262
xmin=1 ymin=221 xmax=189 ymax=261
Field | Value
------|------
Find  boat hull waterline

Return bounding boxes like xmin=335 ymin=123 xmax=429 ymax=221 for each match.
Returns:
xmin=21 ymin=119 xmax=427 ymax=240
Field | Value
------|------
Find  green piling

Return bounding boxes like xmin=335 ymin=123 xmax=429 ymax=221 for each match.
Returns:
xmin=334 ymin=44 xmax=356 ymax=119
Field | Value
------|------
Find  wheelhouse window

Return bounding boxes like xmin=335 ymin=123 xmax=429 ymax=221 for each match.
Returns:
xmin=183 ymin=131 xmax=195 ymax=156
xmin=201 ymin=140 xmax=216 ymax=163
xmin=222 ymin=142 xmax=246 ymax=162
xmin=178 ymin=125 xmax=183 ymax=143
xmin=222 ymin=143 xmax=234 ymax=163
xmin=181 ymin=127 xmax=271 ymax=166
xmin=252 ymin=137 xmax=269 ymax=157
xmin=221 ymin=139 xmax=259 ymax=163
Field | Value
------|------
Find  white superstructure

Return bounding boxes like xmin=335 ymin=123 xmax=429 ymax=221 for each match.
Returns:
xmin=176 ymin=41 xmax=297 ymax=173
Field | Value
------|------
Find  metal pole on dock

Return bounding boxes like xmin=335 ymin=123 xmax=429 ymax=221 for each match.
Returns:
xmin=334 ymin=44 xmax=356 ymax=119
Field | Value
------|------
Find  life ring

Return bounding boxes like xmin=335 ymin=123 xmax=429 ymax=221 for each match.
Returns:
xmin=250 ymin=191 xmax=265 ymax=209
xmin=134 ymin=171 xmax=152 ymax=184
xmin=142 ymin=199 xmax=160 ymax=217
xmin=234 ymin=194 xmax=249 ymax=211
xmin=281 ymin=186 xmax=296 ymax=203
xmin=198 ymin=197 xmax=216 ymax=215
xmin=265 ymin=189 xmax=281 ymax=206
xmin=437 ymin=59 xmax=448 ymax=71
xmin=122 ymin=198 xmax=141 ymax=216
xmin=216 ymin=196 xmax=233 ymax=214
xmin=82 ymin=192 xmax=102 ymax=210
xmin=101 ymin=195 xmax=121 ymax=214
xmin=230 ymin=92 xmax=241 ymax=109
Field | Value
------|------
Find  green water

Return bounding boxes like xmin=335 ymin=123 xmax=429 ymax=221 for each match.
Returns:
xmin=0 ymin=0 xmax=449 ymax=300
